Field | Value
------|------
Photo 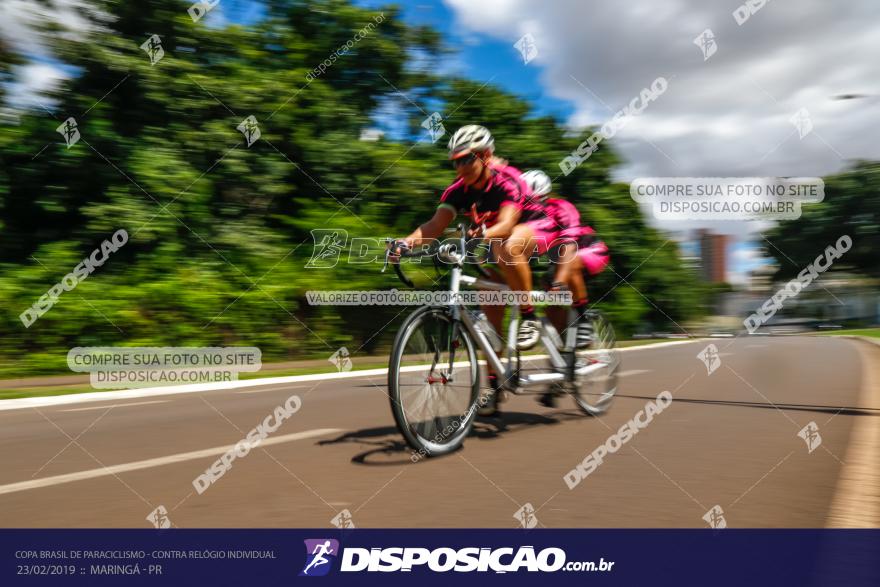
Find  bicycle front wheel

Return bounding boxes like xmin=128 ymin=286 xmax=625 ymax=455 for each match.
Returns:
xmin=570 ymin=311 xmax=620 ymax=415
xmin=388 ymin=307 xmax=480 ymax=457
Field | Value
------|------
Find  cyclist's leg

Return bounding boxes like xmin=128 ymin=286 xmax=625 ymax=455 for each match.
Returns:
xmin=537 ymin=244 xmax=580 ymax=408
xmin=545 ymin=241 xmax=582 ymax=332
xmin=479 ymin=256 xmax=506 ymax=335
xmin=544 ymin=259 xmax=568 ymax=334
xmin=566 ymin=253 xmax=588 ymax=324
xmin=566 ymin=256 xmax=588 ymax=302
xmin=496 ymin=223 xmax=536 ymax=296
xmin=572 ymin=240 xmax=610 ymax=347
xmin=568 ymin=258 xmax=593 ymax=348
xmin=497 ymin=223 xmax=545 ymax=349
xmin=479 ymin=246 xmax=506 ymax=415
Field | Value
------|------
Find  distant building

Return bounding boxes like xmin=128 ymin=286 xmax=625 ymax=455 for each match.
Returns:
xmin=698 ymin=230 xmax=727 ymax=283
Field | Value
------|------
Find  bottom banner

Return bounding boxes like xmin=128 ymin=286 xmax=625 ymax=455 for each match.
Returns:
xmin=3 ymin=529 xmax=878 ymax=585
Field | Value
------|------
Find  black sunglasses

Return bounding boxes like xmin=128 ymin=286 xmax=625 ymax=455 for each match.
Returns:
xmin=452 ymin=153 xmax=479 ymax=168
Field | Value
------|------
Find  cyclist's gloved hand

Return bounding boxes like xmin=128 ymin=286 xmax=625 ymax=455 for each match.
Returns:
xmin=467 ymin=224 xmax=487 ymax=239
xmin=387 ymin=239 xmax=410 ymax=262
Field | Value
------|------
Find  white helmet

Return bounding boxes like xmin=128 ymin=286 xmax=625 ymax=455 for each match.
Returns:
xmin=447 ymin=125 xmax=494 ymax=159
xmin=522 ymin=169 xmax=552 ymax=197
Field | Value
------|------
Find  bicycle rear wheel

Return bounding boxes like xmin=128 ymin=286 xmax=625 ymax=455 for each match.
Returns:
xmin=570 ymin=311 xmax=619 ymax=415
xmin=388 ymin=307 xmax=480 ymax=457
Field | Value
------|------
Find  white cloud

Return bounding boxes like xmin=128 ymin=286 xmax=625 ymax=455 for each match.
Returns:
xmin=0 ymin=0 xmax=102 ymax=57
xmin=1 ymin=1 xmax=109 ymax=112
xmin=731 ymin=246 xmax=761 ymax=263
xmin=6 ymin=62 xmax=69 ymax=109
xmin=727 ymin=241 xmax=773 ymax=285
xmin=444 ymin=0 xmax=880 ymax=239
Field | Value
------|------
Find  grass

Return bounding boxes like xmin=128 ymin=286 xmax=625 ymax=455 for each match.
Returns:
xmin=0 ymin=362 xmax=392 ymax=401
xmin=0 ymin=385 xmax=114 ymax=401
xmin=814 ymin=327 xmax=880 ymax=339
xmin=0 ymin=338 xmax=686 ymax=401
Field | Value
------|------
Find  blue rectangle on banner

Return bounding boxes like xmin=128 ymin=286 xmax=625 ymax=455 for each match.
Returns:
xmin=2 ymin=529 xmax=878 ymax=585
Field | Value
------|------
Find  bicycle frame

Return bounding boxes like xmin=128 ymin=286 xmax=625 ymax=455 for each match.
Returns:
xmin=388 ymin=225 xmax=609 ymax=394
xmin=456 ymin=264 xmax=609 ymax=393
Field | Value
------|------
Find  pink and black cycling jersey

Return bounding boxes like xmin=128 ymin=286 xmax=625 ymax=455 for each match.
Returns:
xmin=542 ymin=197 xmax=609 ymax=275
xmin=438 ymin=164 xmax=545 ymax=227
xmin=542 ymin=197 xmax=591 ymax=244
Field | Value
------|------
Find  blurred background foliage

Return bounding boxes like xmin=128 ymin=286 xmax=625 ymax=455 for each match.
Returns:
xmin=0 ymin=0 xmax=745 ymax=376
xmin=767 ymin=161 xmax=880 ymax=279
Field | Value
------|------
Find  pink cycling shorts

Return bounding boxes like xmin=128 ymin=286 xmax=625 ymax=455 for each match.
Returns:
xmin=524 ymin=217 xmax=562 ymax=256
xmin=578 ymin=239 xmax=610 ymax=276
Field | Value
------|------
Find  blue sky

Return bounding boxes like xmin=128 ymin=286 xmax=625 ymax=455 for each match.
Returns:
xmin=201 ymin=1 xmax=573 ymax=121
xmin=387 ymin=1 xmax=574 ymax=121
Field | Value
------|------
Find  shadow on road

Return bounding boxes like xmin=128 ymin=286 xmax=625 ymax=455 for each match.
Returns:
xmin=317 ymin=409 xmax=590 ymax=466
xmin=617 ymin=393 xmax=880 ymax=417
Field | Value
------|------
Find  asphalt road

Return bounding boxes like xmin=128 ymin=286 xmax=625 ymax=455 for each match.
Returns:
xmin=1 ymin=336 xmax=878 ymax=528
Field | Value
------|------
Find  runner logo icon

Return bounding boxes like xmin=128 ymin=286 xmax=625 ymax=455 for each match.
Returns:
xmin=300 ymin=539 xmax=339 ymax=576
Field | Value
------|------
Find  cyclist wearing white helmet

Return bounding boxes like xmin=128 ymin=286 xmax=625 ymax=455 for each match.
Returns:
xmin=521 ymin=169 xmax=553 ymax=199
xmin=521 ymin=169 xmax=610 ymax=406
xmin=390 ymin=125 xmax=548 ymax=416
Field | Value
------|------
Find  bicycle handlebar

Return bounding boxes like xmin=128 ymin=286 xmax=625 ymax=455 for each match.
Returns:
xmin=392 ymin=259 xmax=415 ymax=288
xmin=385 ymin=246 xmax=434 ymax=288
xmin=383 ymin=223 xmax=481 ymax=288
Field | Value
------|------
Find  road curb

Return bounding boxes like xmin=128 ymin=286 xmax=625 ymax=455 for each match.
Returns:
xmin=848 ymin=335 xmax=880 ymax=349
xmin=826 ymin=337 xmax=880 ymax=527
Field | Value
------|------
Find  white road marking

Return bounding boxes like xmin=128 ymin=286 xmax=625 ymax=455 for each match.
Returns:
xmin=0 ymin=339 xmax=701 ymax=412
xmin=0 ymin=428 xmax=342 ymax=497
xmin=617 ymin=369 xmax=651 ymax=377
xmin=617 ymin=340 xmax=701 ymax=352
xmin=235 ymin=384 xmax=313 ymax=394
xmin=60 ymin=400 xmax=169 ymax=412
xmin=826 ymin=340 xmax=880 ymax=527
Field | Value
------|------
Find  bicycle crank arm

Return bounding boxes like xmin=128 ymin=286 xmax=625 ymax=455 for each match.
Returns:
xmin=575 ymin=362 xmax=610 ymax=377
xmin=517 ymin=372 xmax=565 ymax=387
xmin=509 ymin=362 xmax=611 ymax=389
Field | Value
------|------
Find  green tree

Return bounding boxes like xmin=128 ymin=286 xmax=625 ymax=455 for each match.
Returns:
xmin=767 ymin=161 xmax=880 ymax=279
xmin=0 ymin=0 xmax=704 ymax=376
